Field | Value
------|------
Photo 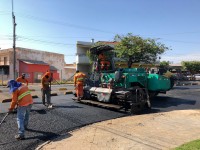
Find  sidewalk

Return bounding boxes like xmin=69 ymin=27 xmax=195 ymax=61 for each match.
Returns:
xmin=37 ymin=110 xmax=200 ymax=150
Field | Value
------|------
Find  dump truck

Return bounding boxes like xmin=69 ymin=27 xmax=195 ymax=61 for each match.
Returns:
xmin=75 ymin=45 xmax=171 ymax=113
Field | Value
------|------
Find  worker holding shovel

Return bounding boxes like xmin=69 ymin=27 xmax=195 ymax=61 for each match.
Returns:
xmin=7 ymin=80 xmax=33 ymax=140
xmin=41 ymin=70 xmax=53 ymax=108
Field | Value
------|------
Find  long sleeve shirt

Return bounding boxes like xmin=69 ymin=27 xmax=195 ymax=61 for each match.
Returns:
xmin=10 ymin=85 xmax=33 ymax=110
xmin=16 ymin=76 xmax=28 ymax=86
xmin=41 ymin=76 xmax=51 ymax=90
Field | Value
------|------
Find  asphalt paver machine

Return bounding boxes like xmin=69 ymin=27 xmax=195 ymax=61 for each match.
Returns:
xmin=79 ymin=45 xmax=171 ymax=113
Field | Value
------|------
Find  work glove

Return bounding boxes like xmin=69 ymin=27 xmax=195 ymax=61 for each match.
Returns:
xmin=8 ymin=108 xmax=14 ymax=114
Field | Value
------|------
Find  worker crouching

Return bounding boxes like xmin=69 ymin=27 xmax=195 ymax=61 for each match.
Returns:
xmin=7 ymin=80 xmax=33 ymax=140
xmin=16 ymin=73 xmax=28 ymax=86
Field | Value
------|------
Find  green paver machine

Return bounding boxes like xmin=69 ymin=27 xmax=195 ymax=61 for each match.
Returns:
xmin=82 ymin=45 xmax=171 ymax=113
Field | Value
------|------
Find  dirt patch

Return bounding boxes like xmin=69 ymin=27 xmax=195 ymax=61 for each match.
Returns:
xmin=38 ymin=110 xmax=200 ymax=150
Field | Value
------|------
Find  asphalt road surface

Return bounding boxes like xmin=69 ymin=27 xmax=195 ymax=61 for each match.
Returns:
xmin=0 ymin=85 xmax=199 ymax=150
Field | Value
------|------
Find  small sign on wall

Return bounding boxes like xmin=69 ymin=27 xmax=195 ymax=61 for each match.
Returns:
xmin=38 ymin=74 xmax=42 ymax=79
xmin=22 ymin=73 xmax=30 ymax=78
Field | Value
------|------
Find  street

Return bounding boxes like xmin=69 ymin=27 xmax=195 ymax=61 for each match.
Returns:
xmin=0 ymin=85 xmax=200 ymax=150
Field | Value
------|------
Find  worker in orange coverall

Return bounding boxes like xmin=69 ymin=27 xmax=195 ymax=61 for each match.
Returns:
xmin=74 ymin=70 xmax=86 ymax=101
xmin=98 ymin=53 xmax=111 ymax=70
xmin=7 ymin=80 xmax=33 ymax=140
xmin=100 ymin=60 xmax=111 ymax=70
xmin=16 ymin=73 xmax=28 ymax=86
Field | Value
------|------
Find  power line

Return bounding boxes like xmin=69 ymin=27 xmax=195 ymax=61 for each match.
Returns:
xmin=16 ymin=13 xmax=117 ymax=35
xmin=17 ymin=36 xmax=76 ymax=46
xmin=2 ymin=11 xmax=200 ymax=36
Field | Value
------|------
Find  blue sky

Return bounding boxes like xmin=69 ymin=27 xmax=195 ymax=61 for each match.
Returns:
xmin=0 ymin=0 xmax=200 ymax=64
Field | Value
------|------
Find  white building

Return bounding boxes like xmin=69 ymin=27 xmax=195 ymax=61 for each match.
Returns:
xmin=76 ymin=41 xmax=93 ymax=74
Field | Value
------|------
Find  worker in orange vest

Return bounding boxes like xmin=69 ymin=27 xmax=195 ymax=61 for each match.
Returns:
xmin=100 ymin=60 xmax=111 ymax=70
xmin=7 ymin=80 xmax=33 ymax=140
xmin=41 ymin=71 xmax=53 ymax=108
xmin=74 ymin=70 xmax=86 ymax=101
xmin=98 ymin=53 xmax=111 ymax=70
xmin=16 ymin=73 xmax=28 ymax=86
xmin=98 ymin=53 xmax=106 ymax=60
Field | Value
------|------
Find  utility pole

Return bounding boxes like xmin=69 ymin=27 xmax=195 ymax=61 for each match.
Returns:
xmin=12 ymin=0 xmax=17 ymax=79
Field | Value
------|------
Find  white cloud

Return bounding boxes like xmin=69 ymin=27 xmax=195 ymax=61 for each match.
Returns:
xmin=161 ymin=53 xmax=200 ymax=64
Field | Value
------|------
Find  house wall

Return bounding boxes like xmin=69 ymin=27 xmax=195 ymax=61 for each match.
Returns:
xmin=50 ymin=70 xmax=59 ymax=80
xmin=0 ymin=50 xmax=12 ymax=77
xmin=16 ymin=47 xmax=65 ymax=75
xmin=19 ymin=61 xmax=50 ymax=83
xmin=0 ymin=48 xmax=67 ymax=81
xmin=76 ymin=41 xmax=92 ymax=74
xmin=63 ymin=68 xmax=76 ymax=81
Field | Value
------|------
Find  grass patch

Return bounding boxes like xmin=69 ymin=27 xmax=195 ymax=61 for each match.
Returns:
xmin=29 ymin=89 xmax=36 ymax=91
xmin=174 ymin=139 xmax=200 ymax=150
xmin=59 ymin=88 xmax=67 ymax=91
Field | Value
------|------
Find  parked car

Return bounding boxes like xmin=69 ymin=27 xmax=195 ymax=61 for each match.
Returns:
xmin=173 ymin=73 xmax=188 ymax=81
xmin=194 ymin=74 xmax=200 ymax=80
xmin=187 ymin=74 xmax=194 ymax=80
xmin=186 ymin=74 xmax=200 ymax=80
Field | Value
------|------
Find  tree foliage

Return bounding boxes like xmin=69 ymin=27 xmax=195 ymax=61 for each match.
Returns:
xmin=86 ymin=42 xmax=113 ymax=63
xmin=160 ymin=61 xmax=170 ymax=69
xmin=114 ymin=33 xmax=169 ymax=68
xmin=181 ymin=61 xmax=200 ymax=74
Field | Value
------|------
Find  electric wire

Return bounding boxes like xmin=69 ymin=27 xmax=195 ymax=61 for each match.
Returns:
xmin=16 ymin=13 xmax=117 ymax=35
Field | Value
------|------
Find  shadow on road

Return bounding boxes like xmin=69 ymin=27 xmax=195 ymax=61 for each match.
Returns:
xmin=53 ymin=105 xmax=83 ymax=109
xmin=152 ymin=96 xmax=196 ymax=108
xmin=25 ymin=128 xmax=60 ymax=141
xmin=172 ymin=87 xmax=190 ymax=90
xmin=138 ymin=96 xmax=197 ymax=115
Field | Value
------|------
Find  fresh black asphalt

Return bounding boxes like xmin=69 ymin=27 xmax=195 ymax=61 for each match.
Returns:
xmin=0 ymin=85 xmax=200 ymax=150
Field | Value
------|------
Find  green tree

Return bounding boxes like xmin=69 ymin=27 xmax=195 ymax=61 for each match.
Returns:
xmin=114 ymin=33 xmax=169 ymax=68
xmin=160 ymin=61 xmax=170 ymax=69
xmin=87 ymin=42 xmax=114 ymax=63
xmin=181 ymin=61 xmax=200 ymax=74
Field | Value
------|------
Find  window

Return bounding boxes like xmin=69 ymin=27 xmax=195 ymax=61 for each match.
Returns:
xmin=4 ymin=57 xmax=7 ymax=65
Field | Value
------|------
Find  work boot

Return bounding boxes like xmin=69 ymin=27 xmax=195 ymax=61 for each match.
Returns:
xmin=47 ymin=104 xmax=53 ymax=109
xmin=24 ymin=126 xmax=28 ymax=130
xmin=15 ymin=134 xmax=25 ymax=140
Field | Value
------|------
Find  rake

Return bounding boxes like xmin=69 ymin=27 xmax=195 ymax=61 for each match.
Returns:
xmin=0 ymin=113 xmax=9 ymax=127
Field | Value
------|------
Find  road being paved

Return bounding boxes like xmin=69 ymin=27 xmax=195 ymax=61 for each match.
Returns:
xmin=0 ymin=85 xmax=199 ymax=150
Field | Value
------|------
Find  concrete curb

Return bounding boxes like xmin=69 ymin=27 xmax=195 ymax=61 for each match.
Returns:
xmin=176 ymin=81 xmax=200 ymax=86
xmin=50 ymin=93 xmax=58 ymax=96
xmin=1 ymin=90 xmax=73 ymax=103
xmin=65 ymin=91 xmax=73 ymax=95
xmin=35 ymin=140 xmax=51 ymax=150
xmin=1 ymin=95 xmax=39 ymax=103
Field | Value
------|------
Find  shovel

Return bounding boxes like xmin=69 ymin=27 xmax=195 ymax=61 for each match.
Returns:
xmin=0 ymin=113 xmax=9 ymax=126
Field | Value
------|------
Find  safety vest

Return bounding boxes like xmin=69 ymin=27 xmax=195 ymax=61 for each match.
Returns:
xmin=75 ymin=73 xmax=86 ymax=83
xmin=76 ymin=76 xmax=84 ymax=82
xmin=18 ymin=90 xmax=31 ymax=101
xmin=17 ymin=86 xmax=31 ymax=101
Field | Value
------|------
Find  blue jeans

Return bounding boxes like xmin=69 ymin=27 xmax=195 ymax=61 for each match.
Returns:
xmin=17 ymin=104 xmax=32 ymax=136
